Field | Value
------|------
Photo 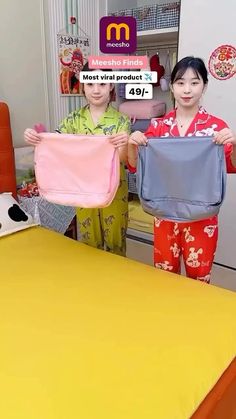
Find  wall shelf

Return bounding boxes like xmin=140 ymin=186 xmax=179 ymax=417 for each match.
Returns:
xmin=137 ymin=27 xmax=178 ymax=46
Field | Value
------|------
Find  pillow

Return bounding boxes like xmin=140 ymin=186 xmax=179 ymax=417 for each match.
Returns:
xmin=0 ymin=193 xmax=37 ymax=237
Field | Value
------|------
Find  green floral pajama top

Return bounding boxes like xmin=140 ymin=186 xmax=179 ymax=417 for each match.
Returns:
xmin=58 ymin=104 xmax=131 ymax=256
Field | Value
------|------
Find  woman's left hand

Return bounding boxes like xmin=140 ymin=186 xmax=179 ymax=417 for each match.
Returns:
xmin=108 ymin=132 xmax=129 ymax=148
xmin=213 ymin=128 xmax=236 ymax=145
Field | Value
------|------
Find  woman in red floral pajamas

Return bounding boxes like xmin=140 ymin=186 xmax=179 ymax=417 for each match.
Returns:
xmin=128 ymin=56 xmax=236 ymax=283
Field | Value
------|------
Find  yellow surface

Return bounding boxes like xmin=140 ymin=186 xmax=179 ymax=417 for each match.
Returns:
xmin=0 ymin=227 xmax=236 ymax=419
xmin=128 ymin=200 xmax=154 ymax=233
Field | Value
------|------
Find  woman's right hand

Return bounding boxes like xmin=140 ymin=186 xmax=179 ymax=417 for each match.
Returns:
xmin=128 ymin=130 xmax=148 ymax=146
xmin=24 ymin=128 xmax=42 ymax=146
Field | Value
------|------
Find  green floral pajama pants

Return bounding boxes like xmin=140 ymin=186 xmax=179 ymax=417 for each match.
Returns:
xmin=77 ymin=177 xmax=128 ymax=256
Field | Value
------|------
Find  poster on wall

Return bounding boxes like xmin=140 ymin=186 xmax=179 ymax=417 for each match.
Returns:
xmin=57 ymin=33 xmax=90 ymax=95
xmin=208 ymin=44 xmax=236 ymax=81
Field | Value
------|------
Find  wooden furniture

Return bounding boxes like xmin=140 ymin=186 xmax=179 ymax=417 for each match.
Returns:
xmin=0 ymin=102 xmax=17 ymax=197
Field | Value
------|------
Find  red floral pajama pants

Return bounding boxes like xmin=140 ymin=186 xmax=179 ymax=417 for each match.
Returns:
xmin=154 ymin=217 xmax=218 ymax=283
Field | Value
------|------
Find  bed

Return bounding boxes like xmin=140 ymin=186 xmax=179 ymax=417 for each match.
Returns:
xmin=0 ymin=102 xmax=236 ymax=418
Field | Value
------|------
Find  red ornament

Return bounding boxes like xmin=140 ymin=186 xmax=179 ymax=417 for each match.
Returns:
xmin=70 ymin=16 xmax=76 ymax=24
xmin=208 ymin=44 xmax=236 ymax=81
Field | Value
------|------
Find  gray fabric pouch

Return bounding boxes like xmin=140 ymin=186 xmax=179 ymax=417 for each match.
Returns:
xmin=137 ymin=136 xmax=227 ymax=222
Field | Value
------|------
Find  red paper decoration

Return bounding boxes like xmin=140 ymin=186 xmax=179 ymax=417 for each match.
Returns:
xmin=208 ymin=44 xmax=236 ymax=80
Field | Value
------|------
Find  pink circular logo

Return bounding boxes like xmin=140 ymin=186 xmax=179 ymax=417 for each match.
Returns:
xmin=208 ymin=44 xmax=236 ymax=80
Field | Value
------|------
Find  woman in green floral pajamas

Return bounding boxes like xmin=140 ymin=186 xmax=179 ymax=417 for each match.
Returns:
xmin=59 ymin=104 xmax=130 ymax=256
xmin=24 ymin=65 xmax=130 ymax=256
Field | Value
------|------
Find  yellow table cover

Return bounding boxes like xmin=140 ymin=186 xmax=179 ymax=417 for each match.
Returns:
xmin=0 ymin=227 xmax=236 ymax=419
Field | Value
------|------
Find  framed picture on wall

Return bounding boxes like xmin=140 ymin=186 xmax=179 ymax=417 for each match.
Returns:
xmin=57 ymin=33 xmax=90 ymax=96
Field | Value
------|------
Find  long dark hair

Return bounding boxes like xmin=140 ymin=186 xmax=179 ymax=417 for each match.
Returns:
xmin=171 ymin=56 xmax=208 ymax=85
xmin=81 ymin=62 xmax=115 ymax=102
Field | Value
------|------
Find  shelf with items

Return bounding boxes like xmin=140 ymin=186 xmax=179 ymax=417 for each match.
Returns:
xmin=128 ymin=193 xmax=154 ymax=237
xmin=137 ymin=27 xmax=179 ymax=47
xmin=127 ymin=227 xmax=154 ymax=246
xmin=109 ymin=1 xmax=180 ymax=46
xmin=135 ymin=28 xmax=178 ymax=113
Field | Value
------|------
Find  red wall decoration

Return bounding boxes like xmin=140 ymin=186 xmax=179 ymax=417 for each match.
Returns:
xmin=208 ymin=44 xmax=236 ymax=80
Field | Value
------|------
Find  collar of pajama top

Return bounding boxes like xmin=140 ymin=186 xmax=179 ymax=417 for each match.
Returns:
xmin=58 ymin=104 xmax=130 ymax=136
xmin=146 ymin=107 xmax=225 ymax=137
xmin=76 ymin=104 xmax=129 ymax=135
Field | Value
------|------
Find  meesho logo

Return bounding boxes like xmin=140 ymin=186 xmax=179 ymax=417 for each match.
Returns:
xmin=100 ymin=16 xmax=136 ymax=54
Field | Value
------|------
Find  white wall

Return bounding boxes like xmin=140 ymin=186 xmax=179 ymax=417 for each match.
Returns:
xmin=0 ymin=0 xmax=49 ymax=147
xmin=178 ymin=0 xmax=236 ymax=129
xmin=178 ymin=0 xmax=236 ymax=270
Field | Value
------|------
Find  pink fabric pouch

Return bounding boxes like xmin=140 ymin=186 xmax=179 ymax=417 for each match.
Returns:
xmin=34 ymin=133 xmax=120 ymax=208
xmin=119 ymin=99 xmax=166 ymax=120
